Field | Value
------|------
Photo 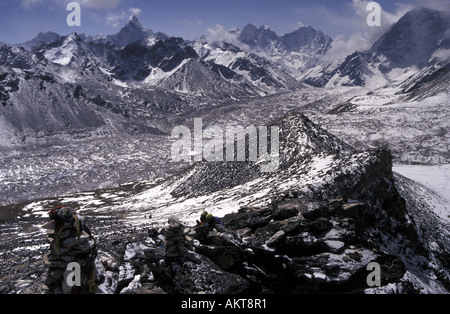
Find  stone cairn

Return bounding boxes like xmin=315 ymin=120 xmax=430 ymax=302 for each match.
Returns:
xmin=44 ymin=221 xmax=97 ymax=294
xmin=164 ymin=216 xmax=195 ymax=264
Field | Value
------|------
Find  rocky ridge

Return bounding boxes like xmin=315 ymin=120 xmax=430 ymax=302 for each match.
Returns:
xmin=74 ymin=114 xmax=450 ymax=293
xmin=91 ymin=186 xmax=446 ymax=294
xmin=0 ymin=111 xmax=448 ymax=294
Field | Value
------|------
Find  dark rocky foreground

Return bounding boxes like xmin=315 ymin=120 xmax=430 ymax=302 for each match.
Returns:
xmin=0 ymin=171 xmax=448 ymax=294
xmin=89 ymin=196 xmax=429 ymax=294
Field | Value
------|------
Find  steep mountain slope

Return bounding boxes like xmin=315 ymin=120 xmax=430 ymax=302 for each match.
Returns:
xmin=401 ymin=62 xmax=450 ymax=100
xmin=0 ymin=39 xmax=183 ymax=146
xmin=372 ymin=8 xmax=450 ymax=70
xmin=302 ymin=7 xmax=450 ymax=88
xmin=236 ymin=24 xmax=333 ymax=75
xmin=194 ymin=40 xmax=302 ymax=95
xmin=43 ymin=33 xmax=101 ymax=68
xmin=169 ymin=113 xmax=353 ymax=199
xmin=106 ymin=15 xmax=155 ymax=47
xmin=103 ymin=37 xmax=261 ymax=98
xmin=238 ymin=24 xmax=279 ymax=50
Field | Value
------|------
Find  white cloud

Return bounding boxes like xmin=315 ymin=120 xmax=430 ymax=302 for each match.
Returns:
xmin=320 ymin=0 xmax=413 ymax=62
xmin=321 ymin=33 xmax=370 ymax=62
xmin=128 ymin=7 xmax=142 ymax=16
xmin=432 ymin=48 xmax=450 ymax=61
xmin=106 ymin=7 xmax=143 ymax=28
xmin=205 ymin=24 xmax=250 ymax=50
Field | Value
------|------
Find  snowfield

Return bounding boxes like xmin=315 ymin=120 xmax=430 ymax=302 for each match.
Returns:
xmin=393 ymin=164 xmax=450 ymax=223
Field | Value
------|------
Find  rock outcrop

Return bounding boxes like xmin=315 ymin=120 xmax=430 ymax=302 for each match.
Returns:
xmin=93 ymin=188 xmax=444 ymax=294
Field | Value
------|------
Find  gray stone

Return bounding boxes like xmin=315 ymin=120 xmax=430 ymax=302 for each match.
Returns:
xmin=168 ymin=216 xmax=182 ymax=229
xmin=266 ymin=230 xmax=286 ymax=248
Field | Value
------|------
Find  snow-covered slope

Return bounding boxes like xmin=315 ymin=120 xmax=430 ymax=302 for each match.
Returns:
xmin=302 ymin=7 xmax=450 ymax=89
xmin=43 ymin=33 xmax=99 ymax=67
xmin=236 ymin=24 xmax=333 ymax=76
xmin=394 ymin=164 xmax=450 ymax=223
xmin=194 ymin=40 xmax=302 ymax=95
xmin=372 ymin=8 xmax=450 ymax=70
xmin=309 ymin=88 xmax=449 ymax=165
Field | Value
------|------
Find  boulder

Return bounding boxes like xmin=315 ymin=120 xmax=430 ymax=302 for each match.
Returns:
xmin=308 ymin=218 xmax=333 ymax=234
xmin=170 ymin=254 xmax=251 ymax=294
xmin=266 ymin=230 xmax=286 ymax=248
xmin=222 ymin=207 xmax=272 ymax=231
xmin=272 ymin=200 xmax=300 ymax=220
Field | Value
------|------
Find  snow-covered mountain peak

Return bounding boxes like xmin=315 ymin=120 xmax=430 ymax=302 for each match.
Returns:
xmin=281 ymin=26 xmax=332 ymax=53
xmin=371 ymin=7 xmax=450 ymax=69
xmin=230 ymin=23 xmax=334 ymax=75
xmin=107 ymin=15 xmax=154 ymax=47
xmin=239 ymin=23 xmax=279 ymax=50
xmin=122 ymin=15 xmax=146 ymax=31
xmin=43 ymin=34 xmax=79 ymax=66
xmin=42 ymin=32 xmax=99 ymax=68
xmin=127 ymin=14 xmax=142 ymax=26
xmin=63 ymin=33 xmax=80 ymax=44
xmin=301 ymin=7 xmax=450 ymax=88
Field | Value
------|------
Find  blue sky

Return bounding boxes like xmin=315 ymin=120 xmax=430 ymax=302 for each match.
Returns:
xmin=0 ymin=0 xmax=448 ymax=45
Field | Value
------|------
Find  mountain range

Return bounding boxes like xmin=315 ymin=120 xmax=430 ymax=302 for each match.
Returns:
xmin=0 ymin=15 xmax=330 ymax=147
xmin=234 ymin=23 xmax=333 ymax=75
xmin=0 ymin=7 xmax=447 ymax=196
xmin=0 ymin=8 xmax=446 ymax=145
xmin=0 ymin=6 xmax=449 ymax=295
